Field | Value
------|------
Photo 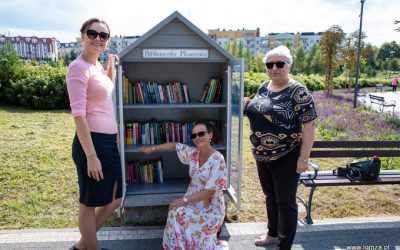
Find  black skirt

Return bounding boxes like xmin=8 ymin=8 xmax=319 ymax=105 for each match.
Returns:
xmin=72 ymin=132 xmax=123 ymax=207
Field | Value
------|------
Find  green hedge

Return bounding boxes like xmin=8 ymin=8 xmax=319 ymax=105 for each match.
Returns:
xmin=5 ymin=65 xmax=69 ymax=109
xmin=0 ymin=63 xmax=393 ymax=109
xmin=244 ymin=72 xmax=391 ymax=96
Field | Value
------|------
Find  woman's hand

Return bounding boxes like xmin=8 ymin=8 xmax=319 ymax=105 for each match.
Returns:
xmin=296 ymin=158 xmax=309 ymax=174
xmin=87 ymin=154 xmax=104 ymax=181
xmin=106 ymin=54 xmax=119 ymax=81
xmin=138 ymin=146 xmax=157 ymax=154
xmin=168 ymin=198 xmax=185 ymax=210
xmin=243 ymin=97 xmax=252 ymax=109
xmin=108 ymin=54 xmax=119 ymax=65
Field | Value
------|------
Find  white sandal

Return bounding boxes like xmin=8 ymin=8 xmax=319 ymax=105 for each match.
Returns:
xmin=255 ymin=234 xmax=279 ymax=246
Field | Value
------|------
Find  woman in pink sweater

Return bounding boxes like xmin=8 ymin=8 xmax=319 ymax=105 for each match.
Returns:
xmin=66 ymin=18 xmax=122 ymax=250
xmin=392 ymin=75 xmax=398 ymax=93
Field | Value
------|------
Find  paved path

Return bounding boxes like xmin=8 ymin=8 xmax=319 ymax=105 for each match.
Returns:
xmin=1 ymin=216 xmax=399 ymax=250
xmin=359 ymin=91 xmax=400 ymax=116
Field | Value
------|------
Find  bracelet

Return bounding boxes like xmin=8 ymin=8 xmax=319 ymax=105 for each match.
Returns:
xmin=299 ymin=158 xmax=309 ymax=163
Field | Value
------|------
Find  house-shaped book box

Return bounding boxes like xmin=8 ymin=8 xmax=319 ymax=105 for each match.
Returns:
xmin=116 ymin=11 xmax=244 ymax=224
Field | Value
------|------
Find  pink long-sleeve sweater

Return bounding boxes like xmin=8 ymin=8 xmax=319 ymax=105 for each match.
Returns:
xmin=66 ymin=57 xmax=118 ymax=134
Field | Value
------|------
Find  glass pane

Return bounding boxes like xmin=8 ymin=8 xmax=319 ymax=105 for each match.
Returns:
xmin=228 ymin=59 xmax=243 ymax=209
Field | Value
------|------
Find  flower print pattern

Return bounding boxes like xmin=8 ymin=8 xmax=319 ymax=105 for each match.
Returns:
xmin=162 ymin=143 xmax=228 ymax=250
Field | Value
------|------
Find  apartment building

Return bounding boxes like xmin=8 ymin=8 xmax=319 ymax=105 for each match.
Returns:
xmin=298 ymin=32 xmax=323 ymax=52
xmin=0 ymin=35 xmax=58 ymax=61
xmin=59 ymin=42 xmax=79 ymax=59
xmin=208 ymin=28 xmax=268 ymax=56
xmin=108 ymin=35 xmax=140 ymax=55
xmin=208 ymin=29 xmax=323 ymax=56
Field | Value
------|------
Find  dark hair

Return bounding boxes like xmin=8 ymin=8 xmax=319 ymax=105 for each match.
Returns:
xmin=193 ymin=121 xmax=220 ymax=144
xmin=80 ymin=18 xmax=110 ymax=34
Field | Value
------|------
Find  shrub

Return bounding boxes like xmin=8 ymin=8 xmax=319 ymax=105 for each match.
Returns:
xmin=13 ymin=64 xmax=69 ymax=109
xmin=0 ymin=45 xmax=24 ymax=103
xmin=244 ymin=71 xmax=268 ymax=97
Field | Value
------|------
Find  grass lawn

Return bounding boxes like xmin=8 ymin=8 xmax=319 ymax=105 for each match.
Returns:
xmin=0 ymin=106 xmax=78 ymax=229
xmin=227 ymin=117 xmax=400 ymax=223
xmin=0 ymin=103 xmax=399 ymax=229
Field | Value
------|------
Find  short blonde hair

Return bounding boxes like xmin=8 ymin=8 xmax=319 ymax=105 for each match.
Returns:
xmin=263 ymin=45 xmax=292 ymax=64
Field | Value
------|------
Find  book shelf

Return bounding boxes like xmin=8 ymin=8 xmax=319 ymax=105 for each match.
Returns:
xmin=116 ymin=11 xmax=243 ymax=224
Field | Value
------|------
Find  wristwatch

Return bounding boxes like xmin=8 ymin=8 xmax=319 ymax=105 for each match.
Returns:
xmin=183 ymin=197 xmax=188 ymax=204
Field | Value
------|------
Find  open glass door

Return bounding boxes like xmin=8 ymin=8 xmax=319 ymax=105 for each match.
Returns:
xmin=226 ymin=59 xmax=244 ymax=209
xmin=116 ymin=64 xmax=126 ymax=214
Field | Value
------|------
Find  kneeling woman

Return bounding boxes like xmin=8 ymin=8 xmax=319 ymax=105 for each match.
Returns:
xmin=139 ymin=121 xmax=228 ymax=249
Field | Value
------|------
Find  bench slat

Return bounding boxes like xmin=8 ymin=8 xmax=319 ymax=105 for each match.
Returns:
xmin=302 ymin=177 xmax=400 ymax=187
xmin=311 ymin=150 xmax=400 ymax=158
xmin=300 ymin=170 xmax=400 ymax=179
xmin=299 ymin=140 xmax=400 ymax=225
xmin=313 ymin=141 xmax=400 ymax=148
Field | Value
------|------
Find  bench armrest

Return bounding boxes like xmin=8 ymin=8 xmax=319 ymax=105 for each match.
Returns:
xmin=300 ymin=161 xmax=320 ymax=180
xmin=386 ymin=100 xmax=396 ymax=105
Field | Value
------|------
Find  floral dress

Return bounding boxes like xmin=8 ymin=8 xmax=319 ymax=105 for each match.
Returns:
xmin=162 ymin=143 xmax=229 ymax=250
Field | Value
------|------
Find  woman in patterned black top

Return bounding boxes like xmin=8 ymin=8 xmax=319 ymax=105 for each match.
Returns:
xmin=243 ymin=45 xmax=317 ymax=250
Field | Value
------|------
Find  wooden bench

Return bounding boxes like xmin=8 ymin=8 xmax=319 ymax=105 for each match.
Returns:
xmin=368 ymin=94 xmax=396 ymax=114
xmin=375 ymin=84 xmax=385 ymax=92
xmin=298 ymin=141 xmax=400 ymax=224
xmin=356 ymin=90 xmax=367 ymax=104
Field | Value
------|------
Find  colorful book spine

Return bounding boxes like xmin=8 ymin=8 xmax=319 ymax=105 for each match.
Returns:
xmin=126 ymin=123 xmax=133 ymax=144
xmin=125 ymin=159 xmax=163 ymax=184
xmin=182 ymin=84 xmax=190 ymax=103
xmin=124 ymin=77 xmax=129 ymax=104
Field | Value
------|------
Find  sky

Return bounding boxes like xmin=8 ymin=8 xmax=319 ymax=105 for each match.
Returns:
xmin=0 ymin=0 xmax=399 ymax=47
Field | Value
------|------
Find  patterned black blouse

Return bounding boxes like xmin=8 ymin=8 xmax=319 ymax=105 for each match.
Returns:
xmin=245 ymin=81 xmax=318 ymax=162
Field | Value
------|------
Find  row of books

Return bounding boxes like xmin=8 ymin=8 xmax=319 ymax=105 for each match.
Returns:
xmin=126 ymin=121 xmax=195 ymax=145
xmin=124 ymin=77 xmax=190 ymax=104
xmin=199 ymin=78 xmax=223 ymax=103
xmin=126 ymin=159 xmax=163 ymax=184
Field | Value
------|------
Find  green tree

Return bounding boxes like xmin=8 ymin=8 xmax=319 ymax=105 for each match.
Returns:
xmin=231 ymin=40 xmax=238 ymax=58
xmin=225 ymin=41 xmax=231 ymax=55
xmin=64 ymin=50 xmax=77 ymax=66
xmin=0 ymin=45 xmax=23 ymax=104
xmin=282 ymin=40 xmax=292 ymax=50
xmin=361 ymin=44 xmax=377 ymax=68
xmin=310 ymin=47 xmax=324 ymax=75
xmin=342 ymin=30 xmax=366 ymax=89
xmin=304 ymin=44 xmax=318 ymax=75
xmin=377 ymin=41 xmax=400 ymax=61
xmin=237 ymin=40 xmax=244 ymax=58
xmin=252 ymin=53 xmax=266 ymax=73
xmin=293 ymin=46 xmax=306 ymax=75
xmin=389 ymin=58 xmax=399 ymax=71
xmin=244 ymin=48 xmax=253 ymax=71
xmin=320 ymin=25 xmax=345 ymax=95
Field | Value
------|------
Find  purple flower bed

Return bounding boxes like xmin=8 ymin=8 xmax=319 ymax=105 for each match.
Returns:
xmin=314 ymin=93 xmax=400 ymax=141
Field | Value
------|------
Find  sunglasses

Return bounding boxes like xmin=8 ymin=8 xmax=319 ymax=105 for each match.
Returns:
xmin=190 ymin=131 xmax=208 ymax=139
xmin=86 ymin=29 xmax=110 ymax=41
xmin=265 ymin=61 xmax=286 ymax=69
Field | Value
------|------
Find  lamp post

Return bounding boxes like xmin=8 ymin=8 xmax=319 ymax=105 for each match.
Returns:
xmin=353 ymin=0 xmax=366 ymax=108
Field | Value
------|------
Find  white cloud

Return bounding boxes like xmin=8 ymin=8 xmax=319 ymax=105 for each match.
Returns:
xmin=0 ymin=0 xmax=398 ymax=45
